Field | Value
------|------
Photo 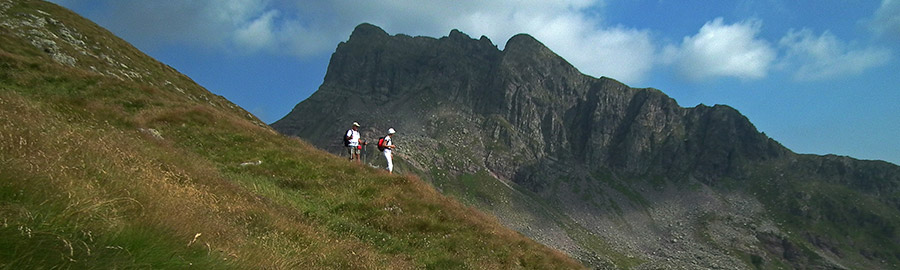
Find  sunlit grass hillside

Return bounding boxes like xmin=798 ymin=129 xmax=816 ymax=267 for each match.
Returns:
xmin=0 ymin=1 xmax=583 ymax=269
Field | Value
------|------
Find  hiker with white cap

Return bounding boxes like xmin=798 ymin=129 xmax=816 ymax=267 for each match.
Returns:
xmin=344 ymin=122 xmax=364 ymax=163
xmin=380 ymin=128 xmax=397 ymax=173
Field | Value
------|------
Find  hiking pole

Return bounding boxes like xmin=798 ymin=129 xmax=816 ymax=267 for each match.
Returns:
xmin=362 ymin=139 xmax=367 ymax=165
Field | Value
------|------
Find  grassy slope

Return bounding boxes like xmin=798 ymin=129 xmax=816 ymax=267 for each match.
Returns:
xmin=0 ymin=1 xmax=583 ymax=269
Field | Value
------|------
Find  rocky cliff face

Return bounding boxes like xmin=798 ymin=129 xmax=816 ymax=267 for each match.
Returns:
xmin=274 ymin=24 xmax=788 ymax=182
xmin=273 ymin=23 xmax=900 ymax=269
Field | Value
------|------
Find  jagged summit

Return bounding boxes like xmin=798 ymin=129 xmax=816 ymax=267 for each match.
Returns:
xmin=274 ymin=23 xmax=900 ymax=269
xmin=448 ymin=28 xmax=469 ymax=40
xmin=348 ymin=22 xmax=389 ymax=41
xmin=505 ymin=33 xmax=546 ymax=51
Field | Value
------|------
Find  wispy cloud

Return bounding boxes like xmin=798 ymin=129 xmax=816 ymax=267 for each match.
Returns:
xmin=870 ymin=0 xmax=900 ymax=40
xmin=662 ymin=18 xmax=776 ymax=81
xmin=779 ymin=29 xmax=892 ymax=81
xmin=234 ymin=10 xmax=279 ymax=51
xmin=96 ymin=0 xmax=270 ymax=49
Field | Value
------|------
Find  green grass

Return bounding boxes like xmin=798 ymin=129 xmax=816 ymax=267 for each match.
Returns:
xmin=0 ymin=1 xmax=584 ymax=269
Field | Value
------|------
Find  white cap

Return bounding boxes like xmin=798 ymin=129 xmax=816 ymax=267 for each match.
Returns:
xmin=352 ymin=122 xmax=360 ymax=127
xmin=388 ymin=128 xmax=396 ymax=134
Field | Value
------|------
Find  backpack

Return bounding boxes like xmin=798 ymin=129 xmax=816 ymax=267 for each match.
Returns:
xmin=377 ymin=137 xmax=386 ymax=152
xmin=343 ymin=129 xmax=352 ymax=147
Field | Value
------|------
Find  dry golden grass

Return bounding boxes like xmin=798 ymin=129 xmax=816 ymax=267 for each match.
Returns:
xmin=1 ymin=66 xmax=581 ymax=269
xmin=1 ymin=90 xmax=396 ymax=269
xmin=1 ymin=1 xmax=584 ymax=268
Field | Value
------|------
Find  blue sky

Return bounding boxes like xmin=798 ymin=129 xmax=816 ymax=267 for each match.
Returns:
xmin=48 ymin=0 xmax=900 ymax=165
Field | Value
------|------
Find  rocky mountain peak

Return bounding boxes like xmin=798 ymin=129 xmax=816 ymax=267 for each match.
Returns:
xmin=505 ymin=33 xmax=544 ymax=51
xmin=502 ymin=33 xmax=560 ymax=64
xmin=347 ymin=22 xmax=390 ymax=43
xmin=448 ymin=28 xmax=469 ymax=40
xmin=497 ymin=33 xmax=584 ymax=98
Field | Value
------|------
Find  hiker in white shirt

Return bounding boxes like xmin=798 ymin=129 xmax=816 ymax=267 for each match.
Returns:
xmin=383 ymin=128 xmax=396 ymax=173
xmin=345 ymin=122 xmax=363 ymax=163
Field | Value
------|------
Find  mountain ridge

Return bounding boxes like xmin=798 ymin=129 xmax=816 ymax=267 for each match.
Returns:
xmin=274 ymin=23 xmax=900 ymax=269
xmin=275 ymin=23 xmax=791 ymax=183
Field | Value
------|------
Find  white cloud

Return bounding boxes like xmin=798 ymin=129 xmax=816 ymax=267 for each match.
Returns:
xmin=541 ymin=23 xmax=656 ymax=83
xmin=234 ymin=10 xmax=279 ymax=51
xmin=779 ymin=29 xmax=892 ymax=81
xmin=662 ymin=18 xmax=776 ymax=81
xmin=70 ymin=0 xmax=271 ymax=50
xmin=276 ymin=20 xmax=341 ymax=58
xmin=871 ymin=0 xmax=900 ymax=39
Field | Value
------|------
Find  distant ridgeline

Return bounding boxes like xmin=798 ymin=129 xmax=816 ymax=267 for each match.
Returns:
xmin=274 ymin=23 xmax=900 ymax=269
